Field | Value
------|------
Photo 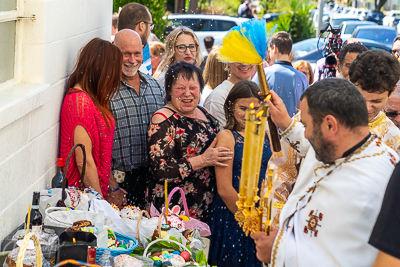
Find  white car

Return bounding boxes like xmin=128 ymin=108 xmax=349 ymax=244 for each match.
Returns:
xmin=383 ymin=10 xmax=400 ymax=27
xmin=166 ymin=14 xmax=249 ymax=53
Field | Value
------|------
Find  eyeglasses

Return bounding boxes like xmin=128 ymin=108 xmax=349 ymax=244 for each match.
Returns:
xmin=384 ymin=109 xmax=400 ymax=118
xmin=136 ymin=21 xmax=155 ymax=31
xmin=175 ymin=44 xmax=198 ymax=53
xmin=390 ymin=49 xmax=400 ymax=58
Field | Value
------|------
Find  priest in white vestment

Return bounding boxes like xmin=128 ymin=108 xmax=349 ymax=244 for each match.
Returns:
xmin=251 ymin=78 xmax=399 ymax=267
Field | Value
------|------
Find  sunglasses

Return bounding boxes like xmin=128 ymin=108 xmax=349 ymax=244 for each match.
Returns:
xmin=384 ymin=109 xmax=400 ymax=118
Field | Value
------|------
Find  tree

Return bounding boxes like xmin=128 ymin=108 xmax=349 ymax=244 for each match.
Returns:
xmin=266 ymin=0 xmax=315 ymax=43
xmin=113 ymin=0 xmax=168 ymax=40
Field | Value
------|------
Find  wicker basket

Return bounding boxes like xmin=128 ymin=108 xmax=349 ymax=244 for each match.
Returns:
xmin=6 ymin=233 xmax=43 ymax=267
xmin=95 ymin=232 xmax=138 ymax=263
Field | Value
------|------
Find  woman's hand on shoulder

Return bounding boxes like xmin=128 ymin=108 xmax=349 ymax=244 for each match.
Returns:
xmin=200 ymin=133 xmax=234 ymax=167
xmin=151 ymin=107 xmax=174 ymax=124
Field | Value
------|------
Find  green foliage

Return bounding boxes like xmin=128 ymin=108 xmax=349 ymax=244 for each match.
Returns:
xmin=288 ymin=0 xmax=315 ymax=43
xmin=267 ymin=13 xmax=292 ymax=32
xmin=266 ymin=0 xmax=315 ymax=43
xmin=113 ymin=0 xmax=168 ymax=40
xmin=195 ymin=250 xmax=208 ymax=266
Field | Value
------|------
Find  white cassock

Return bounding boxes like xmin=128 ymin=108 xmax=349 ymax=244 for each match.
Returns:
xmin=270 ymin=116 xmax=399 ymax=267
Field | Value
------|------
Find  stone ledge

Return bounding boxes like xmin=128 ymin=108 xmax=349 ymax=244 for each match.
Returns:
xmin=0 ymin=82 xmax=51 ymax=130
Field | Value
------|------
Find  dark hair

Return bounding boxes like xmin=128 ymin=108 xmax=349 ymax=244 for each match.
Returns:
xmin=112 ymin=13 xmax=118 ymax=29
xmin=204 ymin=36 xmax=214 ymax=49
xmin=349 ymin=50 xmax=400 ymax=94
xmin=66 ymin=38 xmax=123 ymax=127
xmin=164 ymin=25 xmax=176 ymax=38
xmin=118 ymin=3 xmax=150 ymax=31
xmin=224 ymin=81 xmax=262 ymax=130
xmin=300 ymin=78 xmax=368 ymax=129
xmin=164 ymin=61 xmax=204 ymax=102
xmin=393 ymin=35 xmax=400 ymax=45
xmin=338 ymin=43 xmax=367 ymax=68
xmin=269 ymin=31 xmax=292 ymax=55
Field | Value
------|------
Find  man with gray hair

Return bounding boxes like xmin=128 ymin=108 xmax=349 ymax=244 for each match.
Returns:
xmin=118 ymin=3 xmax=154 ymax=76
xmin=110 ymin=29 xmax=165 ymax=209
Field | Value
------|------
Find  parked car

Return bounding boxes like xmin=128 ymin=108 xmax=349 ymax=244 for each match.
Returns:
xmin=313 ymin=12 xmax=331 ymax=29
xmin=293 ymin=38 xmax=391 ymax=69
xmin=351 ymin=25 xmax=397 ymax=45
xmin=292 ymin=38 xmax=325 ymax=58
xmin=166 ymin=14 xmax=249 ymax=53
xmin=329 ymin=14 xmax=360 ymax=28
xmin=263 ymin=13 xmax=279 ymax=22
xmin=383 ymin=10 xmax=400 ymax=27
xmin=364 ymin=10 xmax=385 ymax=25
xmin=340 ymin=20 xmax=377 ymax=40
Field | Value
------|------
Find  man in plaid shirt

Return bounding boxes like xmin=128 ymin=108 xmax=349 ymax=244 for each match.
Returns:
xmin=110 ymin=29 xmax=165 ymax=209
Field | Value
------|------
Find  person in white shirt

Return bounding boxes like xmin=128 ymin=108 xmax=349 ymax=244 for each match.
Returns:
xmin=251 ymin=78 xmax=398 ymax=267
xmin=204 ymin=62 xmax=255 ymax=127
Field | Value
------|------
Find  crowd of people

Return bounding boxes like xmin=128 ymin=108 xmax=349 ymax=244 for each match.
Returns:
xmin=59 ymin=2 xmax=400 ymax=266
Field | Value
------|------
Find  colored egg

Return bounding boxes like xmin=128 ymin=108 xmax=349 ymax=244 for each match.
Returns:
xmin=180 ymin=251 xmax=191 ymax=261
xmin=162 ymin=250 xmax=169 ymax=255
xmin=163 ymin=261 xmax=172 ymax=266
xmin=172 ymin=251 xmax=180 ymax=255
xmin=153 ymin=256 xmax=161 ymax=260
xmin=154 ymin=259 xmax=162 ymax=266
xmin=118 ymin=244 xmax=127 ymax=249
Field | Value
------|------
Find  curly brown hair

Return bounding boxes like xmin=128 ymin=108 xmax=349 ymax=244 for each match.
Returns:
xmin=348 ymin=50 xmax=400 ymax=95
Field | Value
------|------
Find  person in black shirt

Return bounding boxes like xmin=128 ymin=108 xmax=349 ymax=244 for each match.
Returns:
xmin=369 ymin=163 xmax=400 ymax=266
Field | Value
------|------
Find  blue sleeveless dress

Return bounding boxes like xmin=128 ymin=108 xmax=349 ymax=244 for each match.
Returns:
xmin=208 ymin=130 xmax=272 ymax=267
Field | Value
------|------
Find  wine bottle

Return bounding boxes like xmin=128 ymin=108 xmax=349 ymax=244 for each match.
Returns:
xmin=25 ymin=191 xmax=43 ymax=233
xmin=51 ymin=158 xmax=64 ymax=188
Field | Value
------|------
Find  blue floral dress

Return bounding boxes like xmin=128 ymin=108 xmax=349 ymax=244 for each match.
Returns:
xmin=208 ymin=130 xmax=272 ymax=267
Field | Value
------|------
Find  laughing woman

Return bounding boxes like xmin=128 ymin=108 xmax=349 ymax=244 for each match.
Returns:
xmin=146 ymin=62 xmax=233 ymax=222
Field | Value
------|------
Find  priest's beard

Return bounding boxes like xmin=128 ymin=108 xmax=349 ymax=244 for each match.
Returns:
xmin=309 ymin=126 xmax=337 ymax=164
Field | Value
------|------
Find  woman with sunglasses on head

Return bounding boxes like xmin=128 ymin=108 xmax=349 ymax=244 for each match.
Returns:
xmin=153 ymin=26 xmax=203 ymax=87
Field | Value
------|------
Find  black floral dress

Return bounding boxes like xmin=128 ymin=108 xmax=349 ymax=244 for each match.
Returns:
xmin=146 ymin=106 xmax=219 ymax=222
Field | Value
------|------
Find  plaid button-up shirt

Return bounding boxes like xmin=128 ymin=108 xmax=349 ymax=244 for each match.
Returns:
xmin=110 ymin=72 xmax=165 ymax=171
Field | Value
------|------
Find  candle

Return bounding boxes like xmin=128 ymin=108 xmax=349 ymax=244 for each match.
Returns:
xmin=246 ymin=120 xmax=262 ymax=206
xmin=239 ymin=105 xmax=256 ymax=199
xmin=165 ymin=180 xmax=169 ymax=216
xmin=26 ymin=205 xmax=31 ymax=234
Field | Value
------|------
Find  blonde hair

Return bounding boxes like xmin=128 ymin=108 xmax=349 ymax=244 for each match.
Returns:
xmin=203 ymin=47 xmax=229 ymax=89
xmin=153 ymin=26 xmax=203 ymax=78
xmin=293 ymin=60 xmax=313 ymax=84
xmin=150 ymin=41 xmax=165 ymax=57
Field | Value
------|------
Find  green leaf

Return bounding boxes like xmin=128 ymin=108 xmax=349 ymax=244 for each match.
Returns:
xmin=195 ymin=250 xmax=207 ymax=265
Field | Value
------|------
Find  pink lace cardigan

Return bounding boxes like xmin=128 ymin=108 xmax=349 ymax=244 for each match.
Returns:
xmin=60 ymin=90 xmax=115 ymax=198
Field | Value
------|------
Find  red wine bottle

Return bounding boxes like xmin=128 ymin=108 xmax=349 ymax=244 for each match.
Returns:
xmin=25 ymin=191 xmax=43 ymax=233
xmin=51 ymin=158 xmax=64 ymax=188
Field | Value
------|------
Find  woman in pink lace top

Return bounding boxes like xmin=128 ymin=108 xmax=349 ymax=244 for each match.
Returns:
xmin=60 ymin=38 xmax=125 ymax=205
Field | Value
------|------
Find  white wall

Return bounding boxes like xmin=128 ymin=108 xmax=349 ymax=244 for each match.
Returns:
xmin=0 ymin=0 xmax=112 ymax=242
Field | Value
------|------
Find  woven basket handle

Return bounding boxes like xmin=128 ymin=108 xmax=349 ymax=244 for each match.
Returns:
xmin=143 ymin=238 xmax=190 ymax=257
xmin=136 ymin=210 xmax=151 ymax=240
xmin=16 ymin=233 xmax=42 ymax=267
xmin=167 ymin=187 xmax=189 ymax=217
xmin=57 ymin=143 xmax=86 ymax=207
